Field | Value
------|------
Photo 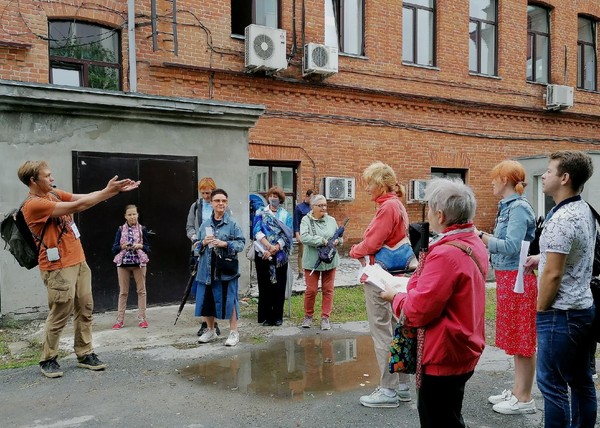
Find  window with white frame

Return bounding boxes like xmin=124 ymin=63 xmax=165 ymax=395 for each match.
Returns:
xmin=402 ymin=0 xmax=436 ymax=66
xmin=49 ymin=21 xmax=121 ymax=90
xmin=527 ymin=4 xmax=550 ymax=84
xmin=469 ymin=0 xmax=497 ymax=76
xmin=249 ymin=162 xmax=296 ymax=215
xmin=231 ymin=0 xmax=280 ymax=36
xmin=325 ymin=0 xmax=364 ymax=56
xmin=577 ymin=16 xmax=597 ymax=91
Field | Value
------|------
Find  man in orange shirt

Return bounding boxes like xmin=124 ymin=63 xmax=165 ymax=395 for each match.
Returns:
xmin=18 ymin=160 xmax=140 ymax=379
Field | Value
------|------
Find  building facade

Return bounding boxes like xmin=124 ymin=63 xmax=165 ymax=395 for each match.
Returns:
xmin=1 ymin=0 xmax=600 ymax=313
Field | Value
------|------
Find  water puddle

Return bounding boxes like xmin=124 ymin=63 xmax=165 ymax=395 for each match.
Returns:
xmin=178 ymin=335 xmax=380 ymax=400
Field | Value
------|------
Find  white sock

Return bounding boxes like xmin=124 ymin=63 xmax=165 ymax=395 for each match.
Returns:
xmin=381 ymin=387 xmax=396 ymax=397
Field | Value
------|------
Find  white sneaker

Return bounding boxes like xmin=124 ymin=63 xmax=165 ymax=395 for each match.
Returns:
xmin=492 ymin=395 xmax=536 ymax=415
xmin=225 ymin=330 xmax=239 ymax=347
xmin=395 ymin=386 xmax=412 ymax=402
xmin=488 ymin=389 xmax=512 ymax=405
xmin=198 ymin=328 xmax=218 ymax=343
xmin=359 ymin=387 xmax=400 ymax=408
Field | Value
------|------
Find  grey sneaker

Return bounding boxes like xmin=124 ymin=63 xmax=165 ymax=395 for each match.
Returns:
xmin=40 ymin=357 xmax=63 ymax=378
xmin=301 ymin=316 xmax=313 ymax=328
xmin=77 ymin=353 xmax=107 ymax=371
xmin=359 ymin=387 xmax=400 ymax=408
xmin=225 ymin=330 xmax=239 ymax=347
xmin=488 ymin=389 xmax=513 ymax=405
xmin=492 ymin=396 xmax=536 ymax=415
xmin=198 ymin=328 xmax=218 ymax=343
xmin=396 ymin=387 xmax=412 ymax=402
xmin=321 ymin=317 xmax=331 ymax=330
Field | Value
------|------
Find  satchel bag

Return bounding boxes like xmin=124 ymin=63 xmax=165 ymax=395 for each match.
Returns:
xmin=309 ymin=218 xmax=337 ymax=264
xmin=215 ymin=251 xmax=239 ymax=277
xmin=388 ymin=309 xmax=418 ymax=374
xmin=374 ymin=240 xmax=416 ymax=273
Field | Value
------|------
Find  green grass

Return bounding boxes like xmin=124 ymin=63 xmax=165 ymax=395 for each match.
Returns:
xmin=0 ymin=317 xmax=43 ymax=370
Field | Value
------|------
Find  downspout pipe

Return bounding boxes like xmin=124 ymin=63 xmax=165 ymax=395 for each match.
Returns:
xmin=128 ymin=0 xmax=137 ymax=93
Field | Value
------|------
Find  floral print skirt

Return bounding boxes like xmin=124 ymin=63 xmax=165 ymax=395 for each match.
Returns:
xmin=495 ymin=269 xmax=537 ymax=357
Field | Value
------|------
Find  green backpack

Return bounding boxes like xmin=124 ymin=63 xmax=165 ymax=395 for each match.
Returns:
xmin=1 ymin=203 xmax=49 ymax=270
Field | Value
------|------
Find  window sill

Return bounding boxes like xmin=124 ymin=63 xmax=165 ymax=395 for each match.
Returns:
xmin=231 ymin=34 xmax=245 ymax=40
xmin=576 ymin=88 xmax=599 ymax=94
xmin=469 ymin=72 xmax=502 ymax=80
xmin=339 ymin=52 xmax=368 ymax=60
xmin=0 ymin=40 xmax=32 ymax=49
xmin=402 ymin=62 xmax=440 ymax=71
xmin=525 ymin=80 xmax=548 ymax=86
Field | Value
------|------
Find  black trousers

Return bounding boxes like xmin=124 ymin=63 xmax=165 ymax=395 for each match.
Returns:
xmin=417 ymin=371 xmax=474 ymax=428
xmin=254 ymin=256 xmax=287 ymax=324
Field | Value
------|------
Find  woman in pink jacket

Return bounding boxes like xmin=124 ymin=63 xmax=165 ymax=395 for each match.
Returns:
xmin=350 ymin=161 xmax=416 ymax=408
xmin=382 ymin=177 xmax=488 ymax=428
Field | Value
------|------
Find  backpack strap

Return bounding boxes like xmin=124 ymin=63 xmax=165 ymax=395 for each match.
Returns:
xmin=587 ymin=202 xmax=600 ymax=225
xmin=444 ymin=240 xmax=486 ymax=281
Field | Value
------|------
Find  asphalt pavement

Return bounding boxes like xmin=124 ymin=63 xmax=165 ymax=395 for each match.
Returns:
xmin=1 ymin=255 xmax=598 ymax=427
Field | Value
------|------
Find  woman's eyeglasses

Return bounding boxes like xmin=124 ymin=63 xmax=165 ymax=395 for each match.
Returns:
xmin=315 ymin=204 xmax=327 ymax=208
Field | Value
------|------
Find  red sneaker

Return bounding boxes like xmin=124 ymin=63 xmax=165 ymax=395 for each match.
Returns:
xmin=112 ymin=320 xmax=124 ymax=330
xmin=138 ymin=320 xmax=149 ymax=328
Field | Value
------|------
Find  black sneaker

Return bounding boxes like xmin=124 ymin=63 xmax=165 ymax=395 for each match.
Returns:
xmin=77 ymin=353 xmax=107 ymax=371
xmin=40 ymin=357 xmax=63 ymax=378
xmin=197 ymin=321 xmax=208 ymax=337
xmin=215 ymin=322 xmax=221 ymax=336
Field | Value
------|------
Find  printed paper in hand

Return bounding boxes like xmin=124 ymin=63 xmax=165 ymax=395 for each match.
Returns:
xmin=513 ymin=240 xmax=530 ymax=294
xmin=359 ymin=263 xmax=409 ymax=293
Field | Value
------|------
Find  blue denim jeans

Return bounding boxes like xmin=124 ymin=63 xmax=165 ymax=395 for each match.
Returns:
xmin=536 ymin=307 xmax=597 ymax=428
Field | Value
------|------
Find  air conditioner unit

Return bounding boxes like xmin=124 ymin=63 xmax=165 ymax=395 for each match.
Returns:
xmin=409 ymin=179 xmax=428 ymax=203
xmin=545 ymin=84 xmax=574 ymax=110
xmin=322 ymin=177 xmax=355 ymax=201
xmin=244 ymin=24 xmax=287 ymax=73
xmin=303 ymin=43 xmax=338 ymax=77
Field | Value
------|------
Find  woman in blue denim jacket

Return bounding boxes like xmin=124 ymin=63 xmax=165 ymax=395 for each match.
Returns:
xmin=475 ymin=160 xmax=537 ymax=416
xmin=194 ymin=189 xmax=245 ymax=347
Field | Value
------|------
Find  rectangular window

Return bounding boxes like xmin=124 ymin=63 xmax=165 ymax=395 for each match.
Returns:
xmin=578 ymin=16 xmax=597 ymax=91
xmin=527 ymin=5 xmax=550 ymax=84
xmin=49 ymin=21 xmax=121 ymax=90
xmin=249 ymin=162 xmax=297 ymax=215
xmin=469 ymin=0 xmax=497 ymax=76
xmin=327 ymin=0 xmax=364 ymax=55
xmin=231 ymin=0 xmax=280 ymax=36
xmin=402 ymin=0 xmax=436 ymax=66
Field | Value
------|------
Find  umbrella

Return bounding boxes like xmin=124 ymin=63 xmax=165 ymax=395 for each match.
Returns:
xmin=174 ymin=256 xmax=198 ymax=325
xmin=310 ymin=217 xmax=349 ymax=275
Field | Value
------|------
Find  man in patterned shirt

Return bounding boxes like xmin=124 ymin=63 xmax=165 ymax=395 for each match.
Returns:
xmin=525 ymin=151 xmax=596 ymax=427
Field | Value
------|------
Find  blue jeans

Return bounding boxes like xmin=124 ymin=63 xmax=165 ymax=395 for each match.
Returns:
xmin=536 ymin=307 xmax=597 ymax=428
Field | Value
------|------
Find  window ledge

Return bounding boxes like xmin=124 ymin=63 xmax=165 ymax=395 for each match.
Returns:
xmin=0 ymin=40 xmax=32 ymax=49
xmin=525 ymin=80 xmax=548 ymax=86
xmin=231 ymin=34 xmax=245 ymax=40
xmin=576 ymin=88 xmax=599 ymax=94
xmin=339 ymin=52 xmax=368 ymax=60
xmin=469 ymin=72 xmax=502 ymax=80
xmin=402 ymin=62 xmax=440 ymax=71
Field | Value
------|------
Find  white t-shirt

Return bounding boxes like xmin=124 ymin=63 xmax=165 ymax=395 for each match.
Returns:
xmin=539 ymin=199 xmax=595 ymax=310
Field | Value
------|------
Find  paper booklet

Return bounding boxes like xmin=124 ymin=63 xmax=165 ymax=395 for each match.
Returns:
xmin=358 ymin=262 xmax=409 ymax=293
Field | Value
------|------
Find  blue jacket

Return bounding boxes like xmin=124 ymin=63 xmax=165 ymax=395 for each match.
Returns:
xmin=488 ymin=194 xmax=535 ymax=270
xmin=293 ymin=201 xmax=311 ymax=234
xmin=195 ymin=212 xmax=245 ymax=284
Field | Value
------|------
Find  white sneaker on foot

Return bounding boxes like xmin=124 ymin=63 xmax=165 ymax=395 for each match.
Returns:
xmin=395 ymin=386 xmax=411 ymax=402
xmin=198 ymin=329 xmax=218 ymax=343
xmin=301 ymin=316 xmax=312 ymax=328
xmin=488 ymin=389 xmax=513 ymax=405
xmin=359 ymin=387 xmax=400 ymax=408
xmin=492 ymin=395 xmax=536 ymax=415
xmin=225 ymin=330 xmax=239 ymax=347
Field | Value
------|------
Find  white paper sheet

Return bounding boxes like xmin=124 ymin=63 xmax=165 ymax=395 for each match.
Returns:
xmin=513 ymin=240 xmax=530 ymax=293
xmin=359 ymin=263 xmax=409 ymax=293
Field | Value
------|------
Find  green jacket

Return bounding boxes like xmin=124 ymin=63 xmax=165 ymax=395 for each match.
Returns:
xmin=299 ymin=213 xmax=341 ymax=271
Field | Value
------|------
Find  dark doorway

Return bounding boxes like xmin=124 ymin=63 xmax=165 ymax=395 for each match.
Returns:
xmin=72 ymin=152 xmax=197 ymax=312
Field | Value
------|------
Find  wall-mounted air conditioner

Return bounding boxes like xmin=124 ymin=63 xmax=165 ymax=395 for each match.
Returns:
xmin=244 ymin=24 xmax=287 ymax=73
xmin=545 ymin=84 xmax=574 ymax=110
xmin=322 ymin=177 xmax=355 ymax=201
xmin=303 ymin=43 xmax=338 ymax=77
xmin=409 ymin=179 xmax=428 ymax=202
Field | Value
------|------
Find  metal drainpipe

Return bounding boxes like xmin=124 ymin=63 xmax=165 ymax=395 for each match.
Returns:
xmin=128 ymin=0 xmax=137 ymax=93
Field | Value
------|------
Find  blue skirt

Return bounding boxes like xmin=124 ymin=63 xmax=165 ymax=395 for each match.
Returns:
xmin=193 ymin=278 xmax=239 ymax=320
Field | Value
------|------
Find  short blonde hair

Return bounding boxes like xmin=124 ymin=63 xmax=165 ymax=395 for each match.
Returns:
xmin=17 ymin=160 xmax=49 ymax=186
xmin=309 ymin=194 xmax=326 ymax=207
xmin=362 ymin=161 xmax=405 ymax=198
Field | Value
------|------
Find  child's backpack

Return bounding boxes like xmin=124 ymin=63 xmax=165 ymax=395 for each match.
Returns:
xmin=1 ymin=203 xmax=49 ymax=270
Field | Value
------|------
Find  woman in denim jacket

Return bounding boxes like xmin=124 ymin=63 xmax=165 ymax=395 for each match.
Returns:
xmin=475 ymin=160 xmax=537 ymax=415
xmin=194 ymin=188 xmax=245 ymax=347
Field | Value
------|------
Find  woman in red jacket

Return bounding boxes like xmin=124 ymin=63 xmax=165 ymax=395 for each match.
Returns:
xmin=382 ymin=177 xmax=488 ymax=428
xmin=350 ymin=161 xmax=416 ymax=407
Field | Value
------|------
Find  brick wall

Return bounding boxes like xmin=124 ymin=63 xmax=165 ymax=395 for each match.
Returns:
xmin=1 ymin=0 xmax=599 ymax=243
